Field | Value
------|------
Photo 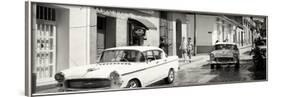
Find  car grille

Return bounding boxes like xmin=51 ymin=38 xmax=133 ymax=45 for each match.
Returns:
xmin=215 ymin=57 xmax=234 ymax=62
xmin=66 ymin=79 xmax=111 ymax=89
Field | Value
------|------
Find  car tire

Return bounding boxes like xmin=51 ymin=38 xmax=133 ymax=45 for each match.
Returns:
xmin=210 ymin=64 xmax=215 ymax=69
xmin=165 ymin=69 xmax=175 ymax=84
xmin=235 ymin=60 xmax=240 ymax=69
xmin=216 ymin=64 xmax=222 ymax=69
xmin=126 ymin=79 xmax=141 ymax=88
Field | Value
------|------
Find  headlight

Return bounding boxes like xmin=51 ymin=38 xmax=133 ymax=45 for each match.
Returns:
xmin=109 ymin=71 xmax=122 ymax=88
xmin=209 ymin=53 xmax=215 ymax=60
xmin=210 ymin=53 xmax=214 ymax=57
xmin=54 ymin=72 xmax=65 ymax=82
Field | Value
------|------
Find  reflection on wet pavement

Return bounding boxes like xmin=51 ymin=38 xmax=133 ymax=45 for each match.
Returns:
xmin=149 ymin=58 xmax=266 ymax=88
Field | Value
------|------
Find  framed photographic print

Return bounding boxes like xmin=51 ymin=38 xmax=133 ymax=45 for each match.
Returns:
xmin=25 ymin=1 xmax=268 ymax=97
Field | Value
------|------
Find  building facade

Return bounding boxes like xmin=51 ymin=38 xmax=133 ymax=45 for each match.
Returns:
xmin=31 ymin=3 xmax=256 ymax=88
xmin=31 ymin=4 xmax=194 ymax=87
xmin=195 ymin=15 xmax=245 ymax=53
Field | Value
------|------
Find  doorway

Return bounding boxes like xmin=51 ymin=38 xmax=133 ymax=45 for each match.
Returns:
xmin=97 ymin=16 xmax=116 ymax=58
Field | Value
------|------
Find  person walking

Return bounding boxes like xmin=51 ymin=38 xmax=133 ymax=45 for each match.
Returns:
xmin=159 ymin=36 xmax=171 ymax=54
xmin=179 ymin=37 xmax=188 ymax=63
xmin=187 ymin=37 xmax=193 ymax=63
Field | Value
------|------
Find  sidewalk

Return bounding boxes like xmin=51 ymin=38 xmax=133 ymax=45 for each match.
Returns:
xmin=178 ymin=53 xmax=209 ymax=70
xmin=238 ymin=45 xmax=253 ymax=60
xmin=179 ymin=54 xmax=208 ymax=63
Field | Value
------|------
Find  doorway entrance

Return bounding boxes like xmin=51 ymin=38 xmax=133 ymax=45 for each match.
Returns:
xmin=96 ymin=15 xmax=116 ymax=58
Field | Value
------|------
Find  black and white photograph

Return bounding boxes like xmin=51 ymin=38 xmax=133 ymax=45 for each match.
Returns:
xmin=25 ymin=1 xmax=267 ymax=96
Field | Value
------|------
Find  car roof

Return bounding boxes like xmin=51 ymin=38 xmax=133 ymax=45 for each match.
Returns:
xmin=215 ymin=42 xmax=237 ymax=45
xmin=105 ymin=46 xmax=163 ymax=52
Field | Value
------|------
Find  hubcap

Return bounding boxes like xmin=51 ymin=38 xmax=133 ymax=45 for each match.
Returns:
xmin=129 ymin=81 xmax=137 ymax=88
xmin=169 ymin=70 xmax=174 ymax=81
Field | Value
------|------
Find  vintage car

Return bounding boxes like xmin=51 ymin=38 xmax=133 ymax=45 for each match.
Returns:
xmin=209 ymin=42 xmax=240 ymax=69
xmin=252 ymin=38 xmax=267 ymax=70
xmin=54 ymin=46 xmax=179 ymax=91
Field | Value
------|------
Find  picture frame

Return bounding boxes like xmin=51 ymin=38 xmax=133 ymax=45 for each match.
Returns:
xmin=25 ymin=1 xmax=268 ymax=97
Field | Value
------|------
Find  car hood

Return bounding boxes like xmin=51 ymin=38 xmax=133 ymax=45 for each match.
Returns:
xmin=60 ymin=62 xmax=144 ymax=80
xmin=211 ymin=49 xmax=237 ymax=57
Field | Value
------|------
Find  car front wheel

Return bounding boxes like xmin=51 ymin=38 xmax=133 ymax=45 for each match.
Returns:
xmin=210 ymin=64 xmax=215 ymax=69
xmin=166 ymin=69 xmax=175 ymax=84
xmin=235 ymin=60 xmax=240 ymax=69
xmin=126 ymin=79 xmax=141 ymax=88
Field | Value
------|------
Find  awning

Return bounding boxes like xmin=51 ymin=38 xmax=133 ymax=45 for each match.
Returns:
xmin=129 ymin=18 xmax=157 ymax=30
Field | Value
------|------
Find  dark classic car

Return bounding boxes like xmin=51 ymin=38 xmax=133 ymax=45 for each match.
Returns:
xmin=209 ymin=42 xmax=240 ymax=69
xmin=252 ymin=38 xmax=267 ymax=70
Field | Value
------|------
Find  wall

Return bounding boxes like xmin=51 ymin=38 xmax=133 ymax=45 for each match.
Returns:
xmin=115 ymin=17 xmax=128 ymax=46
xmin=168 ymin=12 xmax=190 ymax=56
xmin=56 ymin=7 xmax=70 ymax=71
xmin=89 ymin=9 xmax=97 ymax=64
xmin=67 ymin=6 xmax=90 ymax=67
xmin=196 ymin=15 xmax=216 ymax=53
xmin=186 ymin=14 xmax=195 ymax=54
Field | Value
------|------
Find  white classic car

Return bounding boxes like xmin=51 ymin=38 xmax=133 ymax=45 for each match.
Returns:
xmin=209 ymin=42 xmax=240 ymax=69
xmin=54 ymin=46 xmax=179 ymax=91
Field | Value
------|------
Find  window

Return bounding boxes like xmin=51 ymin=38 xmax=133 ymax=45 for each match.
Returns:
xmin=36 ymin=6 xmax=56 ymax=21
xmin=214 ymin=44 xmax=238 ymax=50
xmin=99 ymin=50 xmax=145 ymax=62
xmin=145 ymin=51 xmax=155 ymax=61
xmin=153 ymin=50 xmax=163 ymax=60
xmin=143 ymin=50 xmax=163 ymax=62
xmin=34 ymin=5 xmax=57 ymax=80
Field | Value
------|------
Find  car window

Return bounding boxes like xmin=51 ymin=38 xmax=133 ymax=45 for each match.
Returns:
xmin=145 ymin=50 xmax=155 ymax=61
xmin=153 ymin=50 xmax=162 ymax=60
xmin=99 ymin=50 xmax=145 ymax=62
xmin=214 ymin=44 xmax=237 ymax=50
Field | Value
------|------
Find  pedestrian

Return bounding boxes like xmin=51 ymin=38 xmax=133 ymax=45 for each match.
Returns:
xmin=186 ymin=37 xmax=193 ymax=63
xmin=179 ymin=37 xmax=188 ymax=63
xmin=159 ymin=36 xmax=171 ymax=54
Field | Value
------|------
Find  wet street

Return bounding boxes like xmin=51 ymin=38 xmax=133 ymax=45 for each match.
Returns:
xmin=148 ymin=47 xmax=266 ymax=88
xmin=37 ymin=47 xmax=266 ymax=94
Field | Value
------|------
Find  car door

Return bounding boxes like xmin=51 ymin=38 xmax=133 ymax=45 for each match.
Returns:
xmin=141 ymin=50 xmax=159 ymax=85
xmin=152 ymin=50 xmax=168 ymax=80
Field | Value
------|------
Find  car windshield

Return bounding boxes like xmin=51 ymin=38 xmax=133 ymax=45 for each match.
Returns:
xmin=99 ymin=50 xmax=145 ymax=62
xmin=214 ymin=44 xmax=237 ymax=50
